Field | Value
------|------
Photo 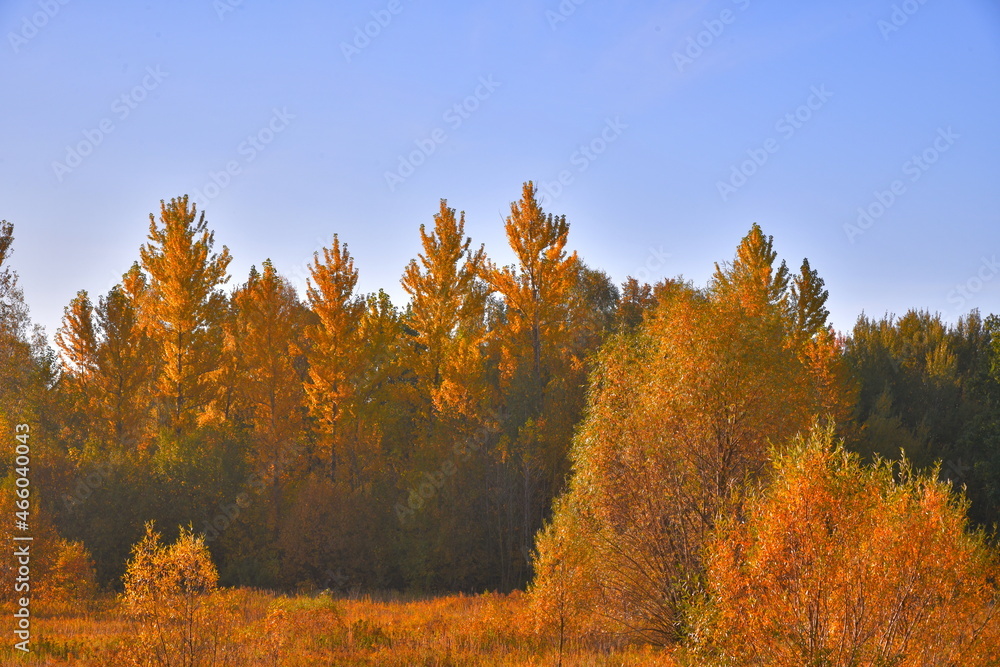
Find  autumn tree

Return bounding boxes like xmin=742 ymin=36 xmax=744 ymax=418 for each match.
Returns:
xmin=55 ymin=290 xmax=97 ymax=379
xmin=57 ymin=279 xmax=159 ymax=456
xmin=139 ymin=196 xmax=232 ymax=438
xmin=485 ymin=183 xmax=578 ymax=391
xmin=304 ymin=234 xmax=364 ymax=480
xmin=54 ymin=290 xmax=101 ymax=451
xmin=711 ymin=221 xmax=789 ymax=313
xmin=700 ymin=424 xmax=1000 ymax=665
xmin=401 ymin=199 xmax=487 ymax=437
xmin=0 ymin=221 xmax=61 ymax=461
xmin=0 ymin=221 xmax=43 ymax=433
xmin=122 ymin=523 xmax=233 ymax=665
xmin=481 ymin=182 xmax=591 ymax=588
xmin=532 ymin=224 xmax=852 ymax=641
xmin=614 ymin=277 xmax=655 ymax=333
xmin=290 ymin=259 xmax=407 ymax=589
xmin=231 ymin=261 xmax=307 ymax=506
xmin=93 ymin=282 xmax=159 ymax=453
xmin=397 ymin=199 xmax=494 ymax=588
xmin=0 ymin=223 xmax=77 ymax=604
xmin=790 ymin=257 xmax=830 ymax=340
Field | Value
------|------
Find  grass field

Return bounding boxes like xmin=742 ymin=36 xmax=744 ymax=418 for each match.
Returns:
xmin=0 ymin=591 xmax=678 ymax=666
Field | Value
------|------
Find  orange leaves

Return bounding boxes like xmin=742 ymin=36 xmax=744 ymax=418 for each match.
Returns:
xmin=401 ymin=199 xmax=487 ymax=443
xmin=483 ymin=182 xmax=579 ymax=383
xmin=55 ymin=279 xmax=158 ymax=454
xmin=123 ymin=522 xmax=219 ymax=609
xmin=702 ymin=425 xmax=1000 ymax=665
xmin=231 ymin=260 xmax=306 ymax=481
xmin=401 ymin=199 xmax=484 ymax=357
xmin=55 ymin=290 xmax=97 ymax=378
xmin=304 ymin=234 xmax=364 ymax=471
xmin=121 ymin=523 xmax=269 ymax=666
xmin=38 ymin=539 xmax=99 ymax=607
xmin=711 ymin=222 xmax=789 ymax=315
xmin=306 ymin=234 xmax=361 ymax=341
xmin=532 ymin=225 xmax=860 ymax=644
xmin=139 ymin=196 xmax=232 ymax=436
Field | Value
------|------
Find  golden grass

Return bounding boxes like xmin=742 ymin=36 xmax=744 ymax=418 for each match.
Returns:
xmin=0 ymin=591 xmax=679 ymax=666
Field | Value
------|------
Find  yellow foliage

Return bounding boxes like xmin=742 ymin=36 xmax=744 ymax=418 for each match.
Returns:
xmin=700 ymin=424 xmax=1000 ymax=665
xmin=139 ymin=196 xmax=232 ymax=437
xmin=38 ymin=539 xmax=98 ymax=607
xmin=121 ymin=522 xmax=234 ymax=666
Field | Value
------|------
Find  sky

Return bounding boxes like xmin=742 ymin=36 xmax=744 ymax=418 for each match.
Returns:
xmin=2 ymin=0 xmax=999 ymax=341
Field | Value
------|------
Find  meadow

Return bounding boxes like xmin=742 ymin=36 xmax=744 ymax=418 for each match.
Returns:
xmin=0 ymin=591 xmax=675 ymax=666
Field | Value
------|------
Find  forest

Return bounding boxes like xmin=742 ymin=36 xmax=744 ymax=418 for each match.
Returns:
xmin=2 ymin=183 xmax=999 ymax=665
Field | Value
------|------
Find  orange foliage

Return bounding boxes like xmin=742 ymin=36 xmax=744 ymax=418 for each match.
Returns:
xmin=701 ymin=424 xmax=1000 ymax=665
xmin=532 ymin=224 xmax=856 ymax=643
xmin=139 ymin=196 xmax=232 ymax=437
xmin=303 ymin=234 xmax=364 ymax=478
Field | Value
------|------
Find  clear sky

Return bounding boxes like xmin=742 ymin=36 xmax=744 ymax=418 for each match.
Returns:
xmin=2 ymin=0 xmax=999 ymax=339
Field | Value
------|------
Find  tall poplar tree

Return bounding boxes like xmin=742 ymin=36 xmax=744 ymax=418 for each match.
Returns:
xmin=139 ymin=196 xmax=231 ymax=438
xmin=55 ymin=290 xmax=97 ymax=379
xmin=791 ymin=257 xmax=830 ymax=339
xmin=401 ymin=199 xmax=487 ymax=444
xmin=232 ymin=260 xmax=307 ymax=516
xmin=482 ymin=182 xmax=581 ymax=588
xmin=399 ymin=200 xmax=493 ymax=587
xmin=94 ymin=284 xmax=159 ymax=452
xmin=712 ymin=222 xmax=789 ymax=312
xmin=304 ymin=234 xmax=364 ymax=479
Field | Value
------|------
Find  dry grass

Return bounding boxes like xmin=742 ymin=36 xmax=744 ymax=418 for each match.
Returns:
xmin=0 ymin=590 xmax=678 ymax=666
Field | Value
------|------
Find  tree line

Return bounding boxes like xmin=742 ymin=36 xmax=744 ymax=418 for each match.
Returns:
xmin=1 ymin=186 xmax=1000 ymax=611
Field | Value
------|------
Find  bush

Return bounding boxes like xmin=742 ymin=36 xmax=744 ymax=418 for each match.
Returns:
xmin=38 ymin=539 xmax=99 ymax=608
xmin=698 ymin=425 xmax=1000 ymax=665
xmin=122 ymin=522 xmax=227 ymax=666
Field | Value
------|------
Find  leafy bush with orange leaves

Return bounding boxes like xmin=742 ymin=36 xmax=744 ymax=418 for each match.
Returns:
xmin=531 ymin=225 xmax=857 ymax=645
xmin=121 ymin=522 xmax=242 ymax=666
xmin=38 ymin=539 xmax=99 ymax=608
xmin=698 ymin=424 xmax=1000 ymax=666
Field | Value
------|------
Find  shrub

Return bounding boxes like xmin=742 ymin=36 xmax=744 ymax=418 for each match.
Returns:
xmin=38 ymin=539 xmax=99 ymax=608
xmin=698 ymin=425 xmax=1000 ymax=665
xmin=121 ymin=522 xmax=227 ymax=666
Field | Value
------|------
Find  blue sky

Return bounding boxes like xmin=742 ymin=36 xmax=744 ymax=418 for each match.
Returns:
xmin=2 ymin=0 xmax=999 ymax=339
